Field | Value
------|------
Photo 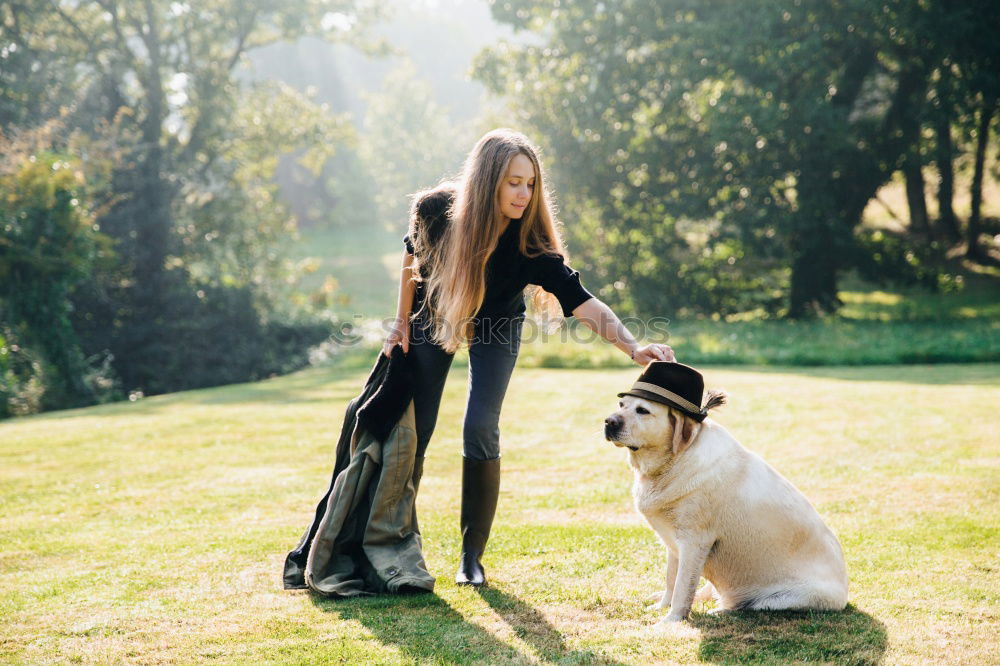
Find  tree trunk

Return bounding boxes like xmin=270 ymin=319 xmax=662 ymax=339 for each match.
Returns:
xmin=967 ymin=94 xmax=996 ymax=261
xmin=935 ymin=117 xmax=961 ymax=241
xmin=785 ymin=43 xmax=884 ymax=318
xmin=122 ymin=2 xmax=174 ymax=394
xmin=903 ymin=152 xmax=930 ymax=234
xmin=933 ymin=71 xmax=961 ymax=242
xmin=137 ymin=2 xmax=169 ymax=281
xmin=788 ymin=245 xmax=841 ymax=318
xmin=895 ymin=63 xmax=930 ymax=236
xmin=787 ymin=203 xmax=844 ymax=318
xmin=785 ymin=61 xmax=932 ymax=318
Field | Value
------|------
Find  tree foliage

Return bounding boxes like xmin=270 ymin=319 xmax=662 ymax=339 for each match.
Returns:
xmin=476 ymin=0 xmax=1000 ymax=318
xmin=361 ymin=59 xmax=473 ymax=225
xmin=0 ymin=125 xmax=117 ymax=416
xmin=0 ymin=0 xmax=380 ymax=413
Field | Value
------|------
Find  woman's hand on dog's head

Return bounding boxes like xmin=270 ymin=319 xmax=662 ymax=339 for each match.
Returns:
xmin=632 ymin=343 xmax=674 ymax=365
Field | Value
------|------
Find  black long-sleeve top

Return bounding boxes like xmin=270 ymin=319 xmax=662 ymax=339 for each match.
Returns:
xmin=403 ymin=188 xmax=594 ymax=320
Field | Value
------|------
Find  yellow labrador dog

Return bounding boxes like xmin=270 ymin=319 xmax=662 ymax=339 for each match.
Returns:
xmin=604 ymin=362 xmax=848 ymax=627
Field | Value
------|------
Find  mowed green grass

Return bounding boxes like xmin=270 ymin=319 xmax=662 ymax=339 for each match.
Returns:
xmin=1 ymin=360 xmax=997 ymax=664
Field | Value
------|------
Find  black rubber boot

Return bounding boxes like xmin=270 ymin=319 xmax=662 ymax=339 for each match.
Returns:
xmin=411 ymin=455 xmax=425 ymax=534
xmin=455 ymin=457 xmax=501 ymax=586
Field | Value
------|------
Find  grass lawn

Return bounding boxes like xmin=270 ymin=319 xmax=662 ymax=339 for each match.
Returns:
xmin=291 ymin=221 xmax=402 ymax=320
xmin=1 ymin=360 xmax=998 ymax=664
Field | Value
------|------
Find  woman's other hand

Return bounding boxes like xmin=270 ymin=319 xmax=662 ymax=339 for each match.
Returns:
xmin=383 ymin=316 xmax=410 ymax=357
xmin=631 ymin=343 xmax=675 ymax=365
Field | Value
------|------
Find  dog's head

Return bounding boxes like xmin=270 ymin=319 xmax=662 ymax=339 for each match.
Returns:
xmin=604 ymin=390 xmax=727 ymax=458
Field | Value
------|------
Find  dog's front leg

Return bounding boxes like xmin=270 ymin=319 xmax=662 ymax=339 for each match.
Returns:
xmin=660 ymin=541 xmax=712 ymax=623
xmin=648 ymin=548 xmax=678 ymax=609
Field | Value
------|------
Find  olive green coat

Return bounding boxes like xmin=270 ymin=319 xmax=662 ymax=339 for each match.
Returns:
xmin=284 ymin=346 xmax=434 ymax=597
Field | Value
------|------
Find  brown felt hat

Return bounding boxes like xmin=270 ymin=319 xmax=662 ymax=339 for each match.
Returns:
xmin=617 ymin=361 xmax=709 ymax=422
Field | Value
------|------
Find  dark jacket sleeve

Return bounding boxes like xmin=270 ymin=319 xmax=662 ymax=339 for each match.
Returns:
xmin=530 ymin=253 xmax=595 ymax=317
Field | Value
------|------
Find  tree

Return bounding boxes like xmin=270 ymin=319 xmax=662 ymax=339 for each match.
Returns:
xmin=476 ymin=0 xmax=998 ymax=317
xmin=931 ymin=65 xmax=961 ymax=242
xmin=1 ymin=0 xmax=381 ymax=401
xmin=361 ymin=59 xmax=472 ymax=226
xmin=0 ymin=126 xmax=114 ymax=413
xmin=0 ymin=1 xmax=79 ymax=128
xmin=941 ymin=0 xmax=1000 ymax=261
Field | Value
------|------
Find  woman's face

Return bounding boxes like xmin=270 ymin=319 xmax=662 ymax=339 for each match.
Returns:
xmin=498 ymin=153 xmax=535 ymax=221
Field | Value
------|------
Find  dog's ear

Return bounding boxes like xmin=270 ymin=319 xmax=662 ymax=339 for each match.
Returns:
xmin=667 ymin=409 xmax=699 ymax=456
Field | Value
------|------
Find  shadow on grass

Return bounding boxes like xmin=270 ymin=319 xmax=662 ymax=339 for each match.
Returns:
xmin=309 ymin=587 xmax=624 ymax=665
xmin=311 ymin=590 xmax=529 ymax=663
xmin=478 ymin=585 xmax=627 ymax=665
xmin=691 ymin=604 xmax=887 ymax=665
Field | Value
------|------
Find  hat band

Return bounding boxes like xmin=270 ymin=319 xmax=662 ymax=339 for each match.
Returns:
xmin=631 ymin=381 xmax=702 ymax=413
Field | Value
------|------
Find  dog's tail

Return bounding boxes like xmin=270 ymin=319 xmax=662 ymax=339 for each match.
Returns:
xmin=703 ymin=389 xmax=728 ymax=411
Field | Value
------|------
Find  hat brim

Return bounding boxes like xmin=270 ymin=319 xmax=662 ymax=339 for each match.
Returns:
xmin=617 ymin=389 xmax=707 ymax=422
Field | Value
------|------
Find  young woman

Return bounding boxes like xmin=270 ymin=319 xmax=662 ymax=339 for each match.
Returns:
xmin=382 ymin=128 xmax=674 ymax=587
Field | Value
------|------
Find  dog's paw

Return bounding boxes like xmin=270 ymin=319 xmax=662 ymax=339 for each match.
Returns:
xmin=693 ymin=582 xmax=716 ymax=604
xmin=653 ymin=614 xmax=698 ymax=636
xmin=645 ymin=590 xmax=670 ymax=610
xmin=707 ymin=607 xmax=734 ymax=616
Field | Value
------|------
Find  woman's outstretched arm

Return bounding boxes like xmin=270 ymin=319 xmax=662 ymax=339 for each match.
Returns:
xmin=383 ymin=251 xmax=417 ymax=357
xmin=571 ymin=298 xmax=675 ymax=366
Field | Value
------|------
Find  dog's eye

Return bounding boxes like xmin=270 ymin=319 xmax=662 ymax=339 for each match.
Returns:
xmin=636 ymin=406 xmax=649 ymax=415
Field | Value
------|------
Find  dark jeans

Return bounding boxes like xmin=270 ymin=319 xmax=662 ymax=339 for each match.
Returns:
xmin=407 ymin=313 xmax=524 ymax=460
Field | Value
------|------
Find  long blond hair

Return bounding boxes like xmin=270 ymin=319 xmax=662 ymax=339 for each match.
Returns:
xmin=413 ymin=129 xmax=569 ymax=353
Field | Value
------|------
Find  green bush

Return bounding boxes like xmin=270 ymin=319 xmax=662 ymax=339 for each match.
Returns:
xmin=0 ymin=326 xmax=43 ymax=418
xmin=76 ymin=276 xmax=334 ymax=397
xmin=0 ymin=150 xmax=116 ymax=415
xmin=852 ymin=229 xmax=958 ymax=292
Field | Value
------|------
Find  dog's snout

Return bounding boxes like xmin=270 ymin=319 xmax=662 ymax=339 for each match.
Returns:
xmin=604 ymin=414 xmax=623 ymax=440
